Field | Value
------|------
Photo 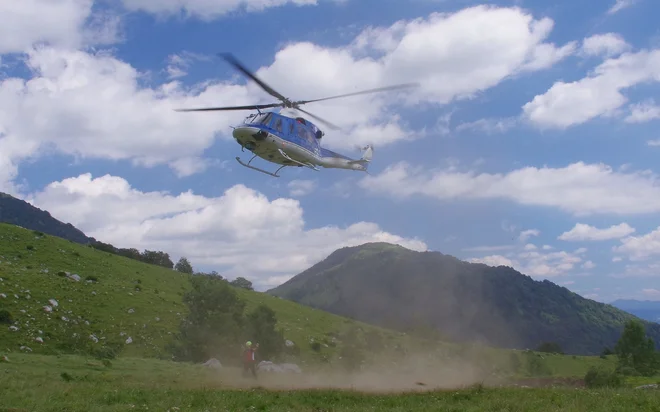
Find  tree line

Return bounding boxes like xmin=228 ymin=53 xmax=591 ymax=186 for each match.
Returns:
xmin=89 ymin=241 xmax=254 ymax=290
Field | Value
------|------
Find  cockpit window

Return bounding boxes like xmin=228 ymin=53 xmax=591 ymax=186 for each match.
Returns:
xmin=247 ymin=113 xmax=272 ymax=126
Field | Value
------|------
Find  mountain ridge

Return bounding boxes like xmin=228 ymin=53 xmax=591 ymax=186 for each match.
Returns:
xmin=0 ymin=192 xmax=94 ymax=245
xmin=268 ymin=242 xmax=660 ymax=355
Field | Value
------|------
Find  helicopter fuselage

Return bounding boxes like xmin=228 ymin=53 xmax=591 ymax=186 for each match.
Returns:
xmin=231 ymin=111 xmax=370 ymax=175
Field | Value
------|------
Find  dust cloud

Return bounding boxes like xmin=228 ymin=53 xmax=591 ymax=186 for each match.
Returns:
xmin=205 ymin=352 xmax=500 ymax=393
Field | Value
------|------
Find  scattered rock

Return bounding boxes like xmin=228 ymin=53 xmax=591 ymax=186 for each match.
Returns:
xmin=35 ymin=337 xmax=44 ymax=344
xmin=285 ymin=340 xmax=295 ymax=347
xmin=0 ymin=355 xmax=8 ymax=362
xmin=257 ymin=361 xmax=302 ymax=374
xmin=68 ymin=274 xmax=81 ymax=282
xmin=635 ymin=384 xmax=659 ymax=390
xmin=90 ymin=335 xmax=99 ymax=343
xmin=43 ymin=305 xmax=53 ymax=312
xmin=20 ymin=346 xmax=32 ymax=352
xmin=125 ymin=337 xmax=133 ymax=344
xmin=128 ymin=308 xmax=135 ymax=314
xmin=0 ymin=293 xmax=5 ymax=299
xmin=48 ymin=299 xmax=58 ymax=307
xmin=203 ymin=358 xmax=222 ymax=369
xmin=8 ymin=325 xmax=18 ymax=332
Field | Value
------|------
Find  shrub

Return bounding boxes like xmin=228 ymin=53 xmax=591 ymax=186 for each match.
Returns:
xmin=584 ymin=366 xmax=623 ymax=388
xmin=26 ymin=245 xmax=34 ymax=251
xmin=0 ymin=309 xmax=13 ymax=325
xmin=310 ymin=342 xmax=322 ymax=352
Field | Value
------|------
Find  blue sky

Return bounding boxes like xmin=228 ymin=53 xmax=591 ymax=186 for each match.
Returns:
xmin=1 ymin=0 xmax=659 ymax=302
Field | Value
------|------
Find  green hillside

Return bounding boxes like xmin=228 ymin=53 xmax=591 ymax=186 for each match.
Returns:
xmin=0 ymin=222 xmax=621 ymax=381
xmin=0 ymin=222 xmax=403 ymax=363
xmin=268 ymin=243 xmax=660 ymax=355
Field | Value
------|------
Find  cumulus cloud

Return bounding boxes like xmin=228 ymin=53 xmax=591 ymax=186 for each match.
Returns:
xmin=119 ymin=0 xmax=319 ymax=20
xmin=359 ymin=161 xmax=660 ymax=215
xmin=522 ymin=48 xmax=660 ymax=129
xmin=0 ymin=0 xmax=121 ymax=54
xmin=625 ymin=99 xmax=660 ymax=123
xmin=0 ymin=4 xmax=578 ymax=191
xmin=25 ymin=173 xmax=427 ymax=289
xmin=519 ymin=229 xmax=540 ymax=242
xmin=581 ymin=33 xmax=631 ymax=58
xmin=287 ymin=179 xmax=317 ymax=197
xmin=558 ymin=223 xmax=635 ymax=241
xmin=469 ymin=246 xmax=585 ymax=278
xmin=613 ymin=226 xmax=660 ymax=261
xmin=648 ymin=139 xmax=660 ymax=146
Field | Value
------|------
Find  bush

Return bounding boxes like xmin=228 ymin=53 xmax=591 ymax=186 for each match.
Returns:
xmin=584 ymin=366 xmax=623 ymax=388
xmin=0 ymin=309 xmax=13 ymax=325
xmin=310 ymin=342 xmax=321 ymax=352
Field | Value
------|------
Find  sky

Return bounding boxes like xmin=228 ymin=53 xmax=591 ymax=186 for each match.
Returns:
xmin=1 ymin=0 xmax=659 ymax=302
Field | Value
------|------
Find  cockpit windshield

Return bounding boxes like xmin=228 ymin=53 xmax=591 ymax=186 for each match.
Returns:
xmin=245 ymin=113 xmax=272 ymax=126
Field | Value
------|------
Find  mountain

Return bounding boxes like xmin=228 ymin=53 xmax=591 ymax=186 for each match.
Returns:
xmin=268 ymin=242 xmax=660 ymax=355
xmin=0 ymin=192 xmax=94 ymax=244
xmin=610 ymin=299 xmax=660 ymax=323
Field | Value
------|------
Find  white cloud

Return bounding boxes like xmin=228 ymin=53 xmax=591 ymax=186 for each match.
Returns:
xmin=558 ymin=222 xmax=635 ymax=241
xmin=625 ymin=99 xmax=660 ymax=123
xmin=359 ymin=161 xmax=660 ymax=215
xmin=519 ymin=229 xmax=540 ymax=242
xmin=455 ymin=117 xmax=518 ymax=134
xmin=582 ymin=260 xmax=596 ymax=269
xmin=607 ymin=0 xmax=637 ymax=14
xmin=647 ymin=139 xmax=660 ymax=146
xmin=612 ymin=256 xmax=623 ymax=262
xmin=581 ymin=33 xmax=630 ymax=58
xmin=469 ymin=247 xmax=583 ymax=278
xmin=642 ymin=288 xmax=660 ymax=298
xmin=25 ymin=173 xmax=427 ymax=289
xmin=613 ymin=226 xmax=660 ymax=260
xmin=522 ymin=48 xmax=660 ymax=129
xmin=287 ymin=179 xmax=317 ymax=197
xmin=164 ymin=52 xmax=210 ymax=79
xmin=0 ymin=4 xmax=578 ymax=191
xmin=119 ymin=0 xmax=319 ymax=20
xmin=0 ymin=0 xmax=121 ymax=54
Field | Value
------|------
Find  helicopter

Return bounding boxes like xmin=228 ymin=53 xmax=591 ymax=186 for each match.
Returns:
xmin=175 ymin=53 xmax=419 ymax=177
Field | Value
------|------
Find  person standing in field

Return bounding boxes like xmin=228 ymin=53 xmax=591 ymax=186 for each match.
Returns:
xmin=242 ymin=341 xmax=258 ymax=378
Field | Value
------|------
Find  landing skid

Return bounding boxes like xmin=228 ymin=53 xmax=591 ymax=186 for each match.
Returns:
xmin=236 ymin=154 xmax=286 ymax=177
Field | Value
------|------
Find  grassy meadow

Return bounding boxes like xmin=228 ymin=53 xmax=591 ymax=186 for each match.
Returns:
xmin=1 ymin=353 xmax=659 ymax=411
xmin=1 ymin=222 xmax=659 ymax=410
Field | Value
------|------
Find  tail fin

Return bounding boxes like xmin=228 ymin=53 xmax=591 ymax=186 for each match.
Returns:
xmin=361 ymin=144 xmax=373 ymax=163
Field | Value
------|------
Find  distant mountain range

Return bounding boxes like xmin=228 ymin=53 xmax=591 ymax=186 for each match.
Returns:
xmin=268 ymin=242 xmax=660 ymax=355
xmin=0 ymin=192 xmax=94 ymax=244
xmin=610 ymin=299 xmax=660 ymax=323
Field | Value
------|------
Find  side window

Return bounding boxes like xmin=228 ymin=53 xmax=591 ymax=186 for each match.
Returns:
xmin=274 ymin=118 xmax=283 ymax=132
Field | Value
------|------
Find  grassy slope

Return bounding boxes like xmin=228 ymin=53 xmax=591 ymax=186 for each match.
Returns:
xmin=0 ymin=223 xmax=411 ymax=363
xmin=1 ymin=353 xmax=659 ymax=412
xmin=0 ymin=222 xmax=622 ymax=379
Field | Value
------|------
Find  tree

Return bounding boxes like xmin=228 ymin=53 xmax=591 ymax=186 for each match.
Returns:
xmin=536 ymin=341 xmax=563 ymax=354
xmin=172 ymin=276 xmax=247 ymax=363
xmin=245 ymin=304 xmax=284 ymax=361
xmin=175 ymin=257 xmax=193 ymax=274
xmin=614 ymin=319 xmax=658 ymax=376
xmin=230 ymin=277 xmax=253 ymax=290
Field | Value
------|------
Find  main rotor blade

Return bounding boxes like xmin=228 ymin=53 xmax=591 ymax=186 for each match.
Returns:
xmin=219 ymin=53 xmax=290 ymax=103
xmin=294 ymin=83 xmax=420 ymax=105
xmin=175 ymin=103 xmax=282 ymax=112
xmin=295 ymin=107 xmax=342 ymax=131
